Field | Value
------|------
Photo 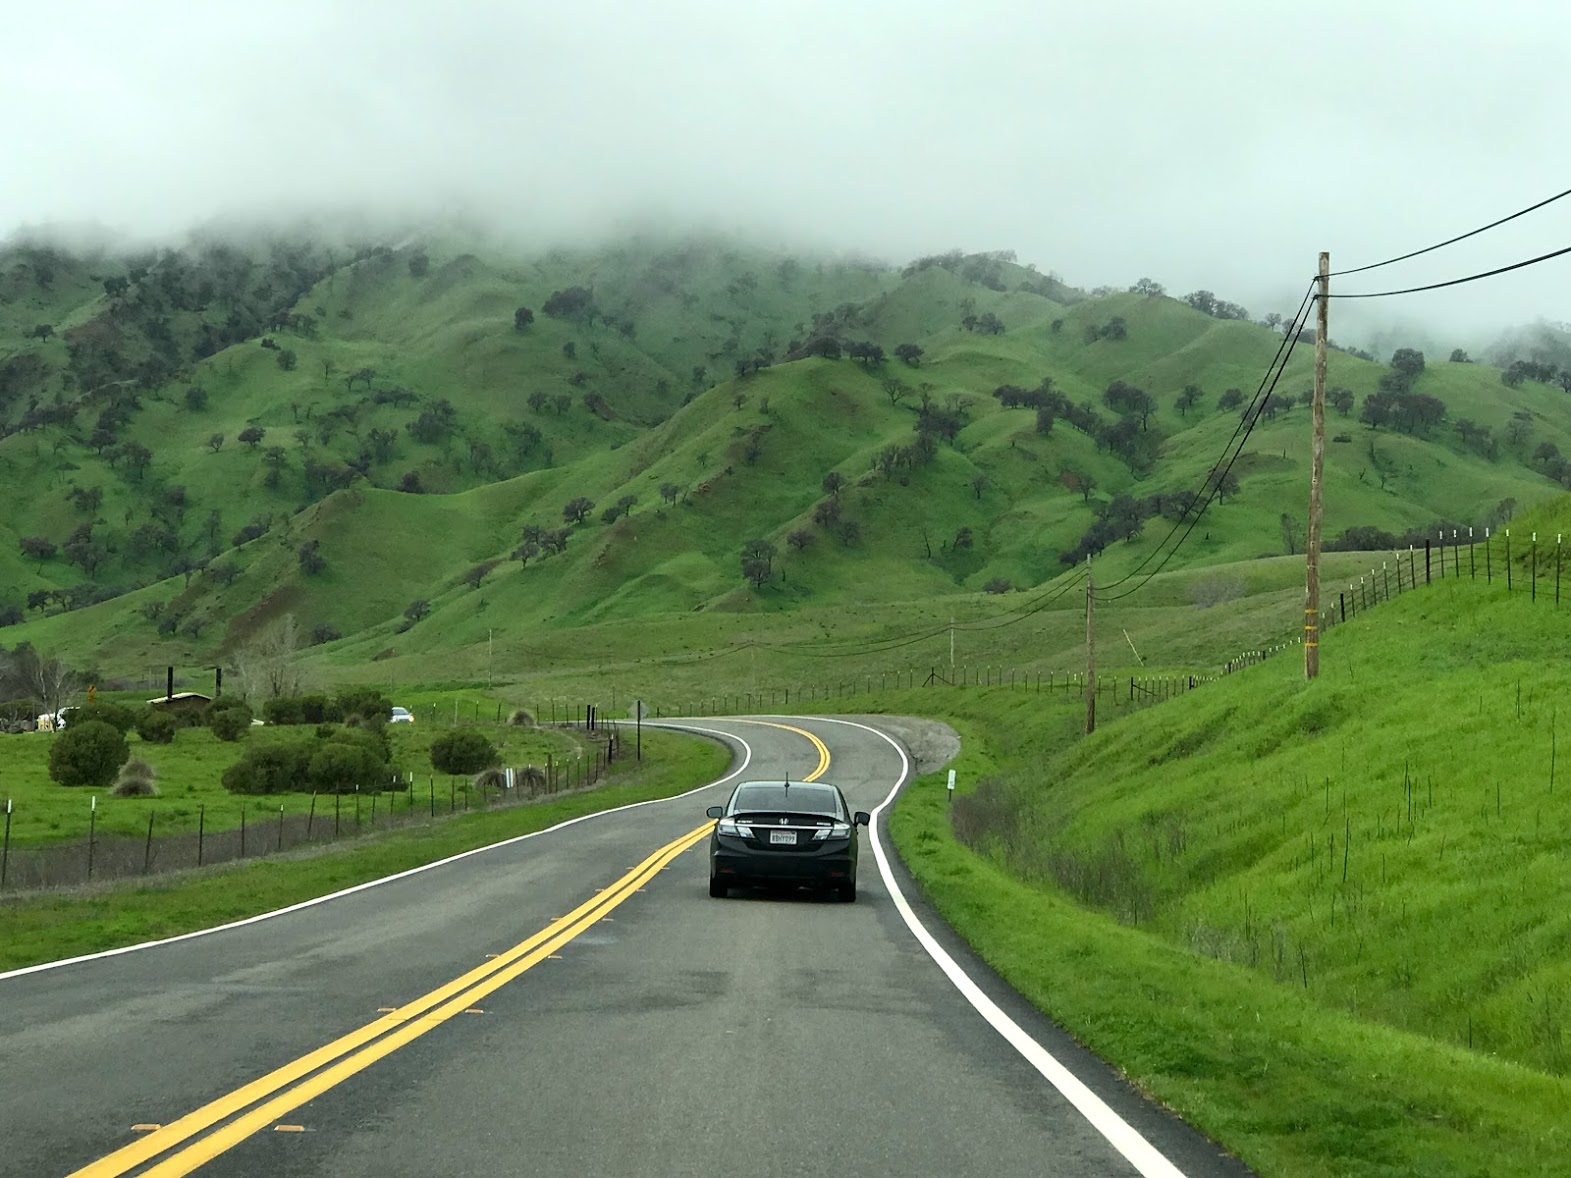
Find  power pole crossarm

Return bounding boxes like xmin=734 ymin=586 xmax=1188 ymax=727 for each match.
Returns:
xmin=1305 ymin=251 xmax=1329 ymax=680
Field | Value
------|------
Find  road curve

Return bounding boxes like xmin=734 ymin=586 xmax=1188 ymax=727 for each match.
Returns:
xmin=0 ymin=716 xmax=1251 ymax=1177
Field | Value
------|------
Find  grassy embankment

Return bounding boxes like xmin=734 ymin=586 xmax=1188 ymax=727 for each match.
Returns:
xmin=870 ymin=511 xmax=1571 ymax=1175
xmin=0 ymin=725 xmax=728 ymax=971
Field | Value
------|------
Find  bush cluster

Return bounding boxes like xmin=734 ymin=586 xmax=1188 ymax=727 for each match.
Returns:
xmin=48 ymin=720 xmax=130 ymax=788
xmin=430 ymin=730 xmax=499 ymax=775
xmin=223 ymin=723 xmax=398 ymax=795
xmin=208 ymin=696 xmax=254 ymax=742
xmin=262 ymin=688 xmax=392 ymax=726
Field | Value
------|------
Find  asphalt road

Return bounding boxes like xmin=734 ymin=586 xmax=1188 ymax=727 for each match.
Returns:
xmin=0 ymin=716 xmax=1252 ymax=1178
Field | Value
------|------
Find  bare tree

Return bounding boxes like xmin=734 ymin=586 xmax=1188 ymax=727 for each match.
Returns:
xmin=7 ymin=649 xmax=81 ymax=725
xmin=232 ymin=615 xmax=302 ymax=701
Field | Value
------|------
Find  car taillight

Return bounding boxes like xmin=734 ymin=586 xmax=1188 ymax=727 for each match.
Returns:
xmin=717 ymin=819 xmax=753 ymax=838
xmin=812 ymin=823 xmax=851 ymax=841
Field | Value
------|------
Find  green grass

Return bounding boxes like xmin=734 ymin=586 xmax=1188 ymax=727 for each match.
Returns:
xmin=0 ymin=703 xmax=579 ymax=847
xmin=0 ymin=725 xmax=728 ymax=971
xmin=863 ymin=540 xmax=1571 ymax=1173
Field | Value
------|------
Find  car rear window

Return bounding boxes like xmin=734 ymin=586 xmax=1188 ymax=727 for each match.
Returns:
xmin=731 ymin=784 xmax=840 ymax=816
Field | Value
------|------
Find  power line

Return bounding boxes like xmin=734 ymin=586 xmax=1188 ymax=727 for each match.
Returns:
xmin=1329 ymin=242 xmax=1571 ymax=299
xmin=1099 ymin=313 xmax=1308 ymax=604
xmin=1329 ymin=184 xmax=1571 ymax=278
xmin=751 ymin=283 xmax=1321 ymax=657
xmin=1093 ymin=283 xmax=1316 ymax=596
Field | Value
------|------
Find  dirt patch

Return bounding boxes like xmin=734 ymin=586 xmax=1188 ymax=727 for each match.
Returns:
xmin=843 ymin=715 xmax=961 ymax=775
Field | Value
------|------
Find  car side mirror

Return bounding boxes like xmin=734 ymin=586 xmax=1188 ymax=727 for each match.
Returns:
xmin=853 ymin=811 xmax=871 ymax=826
xmin=706 ymin=805 xmax=724 ymax=819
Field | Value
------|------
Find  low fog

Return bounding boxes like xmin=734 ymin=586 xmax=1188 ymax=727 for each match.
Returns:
xmin=5 ymin=0 xmax=1567 ymax=347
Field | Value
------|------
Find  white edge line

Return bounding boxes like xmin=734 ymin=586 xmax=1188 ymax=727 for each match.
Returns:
xmin=0 ymin=724 xmax=751 ymax=983
xmin=809 ymin=715 xmax=1188 ymax=1178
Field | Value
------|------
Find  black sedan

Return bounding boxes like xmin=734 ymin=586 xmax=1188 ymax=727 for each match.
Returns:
xmin=705 ymin=780 xmax=871 ymax=902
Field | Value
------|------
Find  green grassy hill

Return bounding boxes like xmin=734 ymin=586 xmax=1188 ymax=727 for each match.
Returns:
xmin=882 ymin=493 xmax=1571 ymax=1175
xmin=2 ymin=232 xmax=1568 ymax=678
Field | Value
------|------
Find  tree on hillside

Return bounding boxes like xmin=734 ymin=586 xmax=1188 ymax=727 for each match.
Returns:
xmin=345 ymin=367 xmax=376 ymax=391
xmin=563 ymin=496 xmax=595 ymax=524
xmin=894 ymin=343 xmax=923 ymax=366
xmin=297 ymin=539 xmax=325 ymax=575
xmin=882 ymin=378 xmax=911 ymax=407
xmin=20 ymin=536 xmax=56 ymax=565
xmin=404 ymin=599 xmax=430 ymax=625
xmin=67 ymin=486 xmax=103 ymax=514
xmin=1328 ymin=387 xmax=1355 ymax=416
xmin=543 ymin=286 xmax=597 ymax=323
xmin=1184 ymin=290 xmax=1218 ymax=315
xmin=1506 ymin=411 xmax=1534 ymax=452
xmin=239 ymin=425 xmax=266 ymax=448
xmin=1132 ymin=277 xmax=1165 ymax=297
xmin=787 ymin=529 xmax=814 ymax=551
xmin=1449 ymin=348 xmax=1471 ymax=363
xmin=970 ymin=472 xmax=989 ymax=500
xmin=1217 ymin=388 xmax=1244 ymax=412
xmin=822 ymin=471 xmax=845 ymax=498
xmin=1103 ymin=381 xmax=1155 ymax=428
xmin=514 ymin=306 xmax=535 ymax=331
xmin=183 ymin=385 xmax=208 ymax=412
xmin=1175 ymin=384 xmax=1203 ymax=416
xmin=408 ymin=251 xmax=430 ymax=278
xmin=1280 ymin=512 xmax=1304 ymax=555
xmin=975 ymin=312 xmax=1005 ymax=335
xmin=1264 ymin=312 xmax=1284 ymax=331
xmin=207 ymin=433 xmax=225 ymax=453
xmin=552 ymin=394 xmax=571 ymax=415
xmin=659 ymin=482 xmax=681 ymax=506
xmin=1390 ymin=348 xmax=1426 ymax=380
xmin=1205 ymin=467 xmax=1241 ymax=502
xmin=740 ymin=539 xmax=777 ymax=588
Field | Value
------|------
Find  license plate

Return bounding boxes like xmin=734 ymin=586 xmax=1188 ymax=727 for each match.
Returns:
xmin=769 ymin=830 xmax=797 ymax=845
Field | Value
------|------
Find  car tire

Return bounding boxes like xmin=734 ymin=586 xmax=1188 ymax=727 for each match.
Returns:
xmin=838 ymin=879 xmax=857 ymax=903
xmin=709 ymin=876 xmax=729 ymax=898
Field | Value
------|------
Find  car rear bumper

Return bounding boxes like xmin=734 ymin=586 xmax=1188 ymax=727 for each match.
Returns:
xmin=710 ymin=840 xmax=856 ymax=885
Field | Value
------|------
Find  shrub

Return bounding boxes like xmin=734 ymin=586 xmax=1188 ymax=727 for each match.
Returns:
xmin=72 ymin=701 xmax=138 ymax=735
xmin=136 ymin=708 xmax=177 ymax=744
xmin=48 ymin=720 xmax=129 ymax=788
xmin=472 ymin=767 xmax=507 ymax=791
xmin=222 ymin=742 xmax=313 ymax=794
xmin=507 ymin=708 xmax=535 ymax=726
xmin=335 ymin=687 xmax=391 ymax=724
xmin=430 ymin=729 xmax=499 ymax=775
xmin=302 ymin=694 xmax=343 ymax=723
xmin=112 ymin=758 xmax=159 ymax=797
xmin=209 ymin=700 xmax=253 ymax=741
xmin=307 ymin=740 xmax=383 ymax=793
xmin=983 ymin=577 xmax=1014 ymax=594
xmin=263 ymin=697 xmax=305 ymax=726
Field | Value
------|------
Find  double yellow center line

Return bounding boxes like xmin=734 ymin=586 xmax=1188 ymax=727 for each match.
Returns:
xmin=70 ymin=820 xmax=715 ymax=1177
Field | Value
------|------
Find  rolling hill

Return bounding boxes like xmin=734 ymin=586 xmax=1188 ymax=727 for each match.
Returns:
xmin=2 ymin=230 xmax=1568 ymax=682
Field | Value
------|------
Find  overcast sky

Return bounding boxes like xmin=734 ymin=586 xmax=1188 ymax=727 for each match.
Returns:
xmin=5 ymin=0 xmax=1567 ymax=345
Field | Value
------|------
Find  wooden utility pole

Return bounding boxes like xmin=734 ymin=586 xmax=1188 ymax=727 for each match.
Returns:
xmin=1305 ymin=251 xmax=1330 ymax=679
xmin=1085 ymin=561 xmax=1096 ymax=735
